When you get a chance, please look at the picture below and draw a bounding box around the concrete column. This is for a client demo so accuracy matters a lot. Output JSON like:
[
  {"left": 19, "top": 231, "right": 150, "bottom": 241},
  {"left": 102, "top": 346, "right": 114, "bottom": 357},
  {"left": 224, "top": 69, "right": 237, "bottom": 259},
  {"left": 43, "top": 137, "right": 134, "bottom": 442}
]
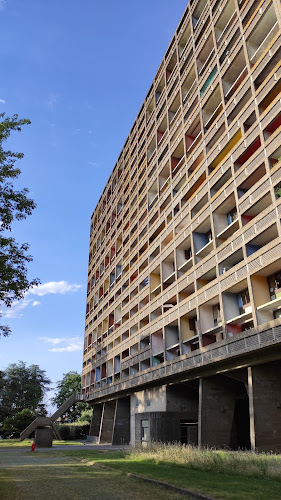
[
  {"left": 247, "top": 367, "right": 255, "bottom": 452},
  {"left": 112, "top": 397, "right": 130, "bottom": 445},
  {"left": 199, "top": 375, "right": 237, "bottom": 449},
  {"left": 250, "top": 362, "right": 281, "bottom": 452},
  {"left": 99, "top": 400, "right": 116, "bottom": 444},
  {"left": 89, "top": 403, "right": 103, "bottom": 441}
]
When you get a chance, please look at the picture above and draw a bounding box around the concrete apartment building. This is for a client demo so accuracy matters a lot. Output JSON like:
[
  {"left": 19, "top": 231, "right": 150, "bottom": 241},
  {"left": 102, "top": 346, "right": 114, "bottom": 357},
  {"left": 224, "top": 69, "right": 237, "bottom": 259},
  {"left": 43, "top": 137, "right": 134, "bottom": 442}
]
[{"left": 82, "top": 0, "right": 281, "bottom": 451}]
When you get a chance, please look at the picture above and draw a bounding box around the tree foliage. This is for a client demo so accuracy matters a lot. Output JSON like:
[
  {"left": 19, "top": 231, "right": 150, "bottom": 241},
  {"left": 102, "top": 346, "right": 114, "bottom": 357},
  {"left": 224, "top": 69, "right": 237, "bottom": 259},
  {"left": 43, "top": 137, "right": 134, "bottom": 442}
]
[
  {"left": 52, "top": 371, "right": 90, "bottom": 423},
  {"left": 3, "top": 409, "right": 37, "bottom": 438},
  {"left": 0, "top": 361, "right": 51, "bottom": 435},
  {"left": 0, "top": 113, "right": 39, "bottom": 336},
  {"left": 77, "top": 408, "right": 93, "bottom": 424}
]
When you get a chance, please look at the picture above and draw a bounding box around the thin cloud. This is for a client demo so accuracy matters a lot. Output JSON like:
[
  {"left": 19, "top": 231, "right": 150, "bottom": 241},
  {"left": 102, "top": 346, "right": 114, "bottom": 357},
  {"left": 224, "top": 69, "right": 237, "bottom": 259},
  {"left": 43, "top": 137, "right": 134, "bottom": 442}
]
[
  {"left": 72, "top": 128, "right": 80, "bottom": 135},
  {"left": 47, "top": 93, "right": 58, "bottom": 109},
  {"left": 29, "top": 281, "right": 82, "bottom": 297},
  {"left": 88, "top": 161, "right": 97, "bottom": 166},
  {"left": 40, "top": 336, "right": 83, "bottom": 353},
  {"left": 0, "top": 297, "right": 33, "bottom": 319},
  {"left": 0, "top": 281, "right": 82, "bottom": 318},
  {"left": 0, "top": 0, "right": 6, "bottom": 11},
  {"left": 0, "top": 99, "right": 6, "bottom": 104}
]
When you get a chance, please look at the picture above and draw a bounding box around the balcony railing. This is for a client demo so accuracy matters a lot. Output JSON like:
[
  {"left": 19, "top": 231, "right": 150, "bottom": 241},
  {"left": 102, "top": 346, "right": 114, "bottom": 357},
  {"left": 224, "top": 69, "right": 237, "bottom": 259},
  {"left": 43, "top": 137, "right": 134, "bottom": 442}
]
[
  {"left": 88, "top": 322, "right": 281, "bottom": 401},
  {"left": 250, "top": 22, "right": 278, "bottom": 65}
]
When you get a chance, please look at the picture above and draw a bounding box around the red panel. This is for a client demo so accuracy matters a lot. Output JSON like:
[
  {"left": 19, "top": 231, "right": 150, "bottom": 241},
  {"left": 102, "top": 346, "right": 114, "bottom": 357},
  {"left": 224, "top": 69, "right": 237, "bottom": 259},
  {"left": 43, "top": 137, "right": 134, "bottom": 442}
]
[
  {"left": 237, "top": 138, "right": 261, "bottom": 165},
  {"left": 266, "top": 113, "right": 281, "bottom": 133},
  {"left": 185, "top": 134, "right": 195, "bottom": 149},
  {"left": 157, "top": 130, "right": 164, "bottom": 143},
  {"left": 227, "top": 324, "right": 243, "bottom": 335}
]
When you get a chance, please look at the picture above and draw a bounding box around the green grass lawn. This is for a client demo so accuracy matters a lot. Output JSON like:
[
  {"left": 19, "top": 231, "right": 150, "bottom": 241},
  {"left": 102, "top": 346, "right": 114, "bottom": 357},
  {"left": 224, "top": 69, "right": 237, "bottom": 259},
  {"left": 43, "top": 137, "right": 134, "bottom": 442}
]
[
  {"left": 2, "top": 441, "right": 281, "bottom": 499},
  {"left": 59, "top": 448, "right": 281, "bottom": 500}
]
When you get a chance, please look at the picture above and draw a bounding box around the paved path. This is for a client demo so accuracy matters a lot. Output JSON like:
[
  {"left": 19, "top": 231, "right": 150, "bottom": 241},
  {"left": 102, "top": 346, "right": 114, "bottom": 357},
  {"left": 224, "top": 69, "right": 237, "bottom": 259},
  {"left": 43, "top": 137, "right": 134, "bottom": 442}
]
[{"left": 0, "top": 447, "right": 192, "bottom": 500}]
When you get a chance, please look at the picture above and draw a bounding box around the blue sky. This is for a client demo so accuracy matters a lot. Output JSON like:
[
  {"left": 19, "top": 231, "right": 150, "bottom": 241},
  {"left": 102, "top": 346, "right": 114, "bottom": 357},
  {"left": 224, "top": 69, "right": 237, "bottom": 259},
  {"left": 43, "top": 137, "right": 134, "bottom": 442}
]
[{"left": 0, "top": 0, "right": 188, "bottom": 409}]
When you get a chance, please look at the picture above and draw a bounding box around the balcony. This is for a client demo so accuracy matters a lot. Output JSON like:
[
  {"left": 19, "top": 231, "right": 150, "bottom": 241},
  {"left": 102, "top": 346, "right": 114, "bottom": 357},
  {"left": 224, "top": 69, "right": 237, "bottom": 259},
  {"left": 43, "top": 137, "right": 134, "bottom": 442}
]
[
  {"left": 222, "top": 49, "right": 247, "bottom": 102},
  {"left": 176, "top": 238, "right": 193, "bottom": 276},
  {"left": 159, "top": 161, "right": 170, "bottom": 194},
  {"left": 168, "top": 93, "right": 181, "bottom": 127},
  {"left": 157, "top": 116, "right": 168, "bottom": 146},
  {"left": 180, "top": 312, "right": 199, "bottom": 354},
  {"left": 202, "top": 86, "right": 223, "bottom": 130},
  {"left": 156, "top": 75, "right": 165, "bottom": 104},
  {"left": 171, "top": 140, "right": 185, "bottom": 178},
  {"left": 146, "top": 96, "right": 155, "bottom": 123},
  {"left": 147, "top": 136, "right": 156, "bottom": 163},
  {"left": 246, "top": 224, "right": 279, "bottom": 257},
  {"left": 150, "top": 266, "right": 161, "bottom": 298},
  {"left": 223, "top": 287, "right": 253, "bottom": 334},
  {"left": 214, "top": 196, "right": 239, "bottom": 244},
  {"left": 246, "top": 4, "right": 278, "bottom": 66},
  {"left": 148, "top": 180, "right": 158, "bottom": 210},
  {"left": 219, "top": 248, "right": 244, "bottom": 276},
  {"left": 194, "top": 221, "right": 213, "bottom": 259},
  {"left": 165, "top": 322, "right": 180, "bottom": 361},
  {"left": 192, "top": 0, "right": 206, "bottom": 30},
  {"left": 178, "top": 22, "right": 192, "bottom": 58},
  {"left": 215, "top": 0, "right": 236, "bottom": 47},
  {"left": 182, "top": 66, "right": 197, "bottom": 104},
  {"left": 197, "top": 267, "right": 217, "bottom": 289},
  {"left": 257, "top": 297, "right": 281, "bottom": 312},
  {"left": 162, "top": 253, "right": 176, "bottom": 288},
  {"left": 237, "top": 163, "right": 266, "bottom": 199},
  {"left": 166, "top": 50, "right": 177, "bottom": 84},
  {"left": 200, "top": 65, "right": 217, "bottom": 97}
]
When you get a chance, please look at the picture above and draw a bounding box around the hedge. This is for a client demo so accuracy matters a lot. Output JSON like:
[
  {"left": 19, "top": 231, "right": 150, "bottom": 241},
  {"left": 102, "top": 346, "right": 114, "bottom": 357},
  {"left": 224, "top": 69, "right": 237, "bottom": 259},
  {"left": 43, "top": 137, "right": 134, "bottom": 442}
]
[{"left": 55, "top": 423, "right": 90, "bottom": 440}]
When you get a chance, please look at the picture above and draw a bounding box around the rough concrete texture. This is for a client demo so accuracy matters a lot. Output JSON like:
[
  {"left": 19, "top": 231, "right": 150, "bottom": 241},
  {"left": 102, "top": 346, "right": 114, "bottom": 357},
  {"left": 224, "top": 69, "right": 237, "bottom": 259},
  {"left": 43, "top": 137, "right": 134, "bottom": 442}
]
[
  {"left": 251, "top": 361, "right": 281, "bottom": 452},
  {"left": 34, "top": 428, "right": 53, "bottom": 448},
  {"left": 113, "top": 397, "right": 130, "bottom": 445},
  {"left": 199, "top": 375, "right": 243, "bottom": 449}
]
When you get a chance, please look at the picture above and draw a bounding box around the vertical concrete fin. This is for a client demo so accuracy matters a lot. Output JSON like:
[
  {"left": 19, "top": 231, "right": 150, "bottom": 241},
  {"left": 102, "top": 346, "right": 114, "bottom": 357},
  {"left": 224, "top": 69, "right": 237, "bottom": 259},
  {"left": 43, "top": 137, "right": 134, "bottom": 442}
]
[
  {"left": 99, "top": 400, "right": 116, "bottom": 444},
  {"left": 247, "top": 367, "right": 256, "bottom": 452},
  {"left": 112, "top": 397, "right": 130, "bottom": 445}
]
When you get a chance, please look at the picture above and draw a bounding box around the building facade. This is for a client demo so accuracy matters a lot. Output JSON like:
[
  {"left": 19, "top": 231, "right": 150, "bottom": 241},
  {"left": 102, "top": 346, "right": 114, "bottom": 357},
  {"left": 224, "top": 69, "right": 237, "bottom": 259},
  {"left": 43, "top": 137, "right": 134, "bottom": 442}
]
[{"left": 83, "top": 0, "right": 281, "bottom": 451}]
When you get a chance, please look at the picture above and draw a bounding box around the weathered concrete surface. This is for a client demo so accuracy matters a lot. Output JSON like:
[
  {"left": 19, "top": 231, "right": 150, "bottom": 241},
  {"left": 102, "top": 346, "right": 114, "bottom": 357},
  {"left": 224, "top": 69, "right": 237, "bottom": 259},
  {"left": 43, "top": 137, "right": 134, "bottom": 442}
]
[
  {"left": 113, "top": 397, "right": 130, "bottom": 445},
  {"left": 199, "top": 375, "right": 248, "bottom": 449},
  {"left": 89, "top": 403, "right": 103, "bottom": 440},
  {"left": 99, "top": 400, "right": 116, "bottom": 444},
  {"left": 34, "top": 428, "right": 53, "bottom": 448},
  {"left": 251, "top": 361, "right": 281, "bottom": 452}
]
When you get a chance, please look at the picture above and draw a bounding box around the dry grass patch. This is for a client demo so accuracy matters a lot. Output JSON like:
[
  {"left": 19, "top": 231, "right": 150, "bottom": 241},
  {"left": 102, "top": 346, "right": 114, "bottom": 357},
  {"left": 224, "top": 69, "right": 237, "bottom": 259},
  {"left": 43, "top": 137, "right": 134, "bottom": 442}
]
[{"left": 130, "top": 443, "right": 281, "bottom": 480}]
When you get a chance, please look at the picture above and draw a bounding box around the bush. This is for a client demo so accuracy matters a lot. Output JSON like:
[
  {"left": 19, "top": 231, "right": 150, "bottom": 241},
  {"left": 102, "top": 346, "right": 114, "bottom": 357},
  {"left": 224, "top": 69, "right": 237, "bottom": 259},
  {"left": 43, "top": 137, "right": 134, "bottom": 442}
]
[
  {"left": 2, "top": 409, "right": 36, "bottom": 438},
  {"left": 55, "top": 423, "right": 90, "bottom": 440},
  {"left": 77, "top": 409, "right": 93, "bottom": 424}
]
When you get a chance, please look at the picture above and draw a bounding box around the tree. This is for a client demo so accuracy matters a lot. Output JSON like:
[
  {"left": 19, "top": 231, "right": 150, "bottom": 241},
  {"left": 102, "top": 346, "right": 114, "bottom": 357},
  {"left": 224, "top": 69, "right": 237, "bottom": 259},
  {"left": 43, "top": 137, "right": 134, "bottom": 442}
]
[
  {"left": 3, "top": 409, "right": 36, "bottom": 438},
  {"left": 0, "top": 361, "right": 51, "bottom": 434},
  {"left": 52, "top": 371, "right": 90, "bottom": 423},
  {"left": 0, "top": 113, "right": 39, "bottom": 337},
  {"left": 77, "top": 408, "right": 93, "bottom": 424}
]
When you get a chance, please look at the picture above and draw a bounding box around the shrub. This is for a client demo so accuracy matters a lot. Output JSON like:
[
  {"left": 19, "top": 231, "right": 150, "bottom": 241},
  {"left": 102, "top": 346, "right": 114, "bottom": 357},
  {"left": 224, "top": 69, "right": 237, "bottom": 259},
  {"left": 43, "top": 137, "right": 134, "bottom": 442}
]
[{"left": 2, "top": 409, "right": 36, "bottom": 438}]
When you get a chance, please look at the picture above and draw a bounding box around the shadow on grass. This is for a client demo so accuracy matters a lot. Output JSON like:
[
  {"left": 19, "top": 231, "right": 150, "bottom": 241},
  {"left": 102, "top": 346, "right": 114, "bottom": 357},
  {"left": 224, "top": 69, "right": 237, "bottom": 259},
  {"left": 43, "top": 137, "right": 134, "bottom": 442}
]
[{"left": 0, "top": 454, "right": 187, "bottom": 500}]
